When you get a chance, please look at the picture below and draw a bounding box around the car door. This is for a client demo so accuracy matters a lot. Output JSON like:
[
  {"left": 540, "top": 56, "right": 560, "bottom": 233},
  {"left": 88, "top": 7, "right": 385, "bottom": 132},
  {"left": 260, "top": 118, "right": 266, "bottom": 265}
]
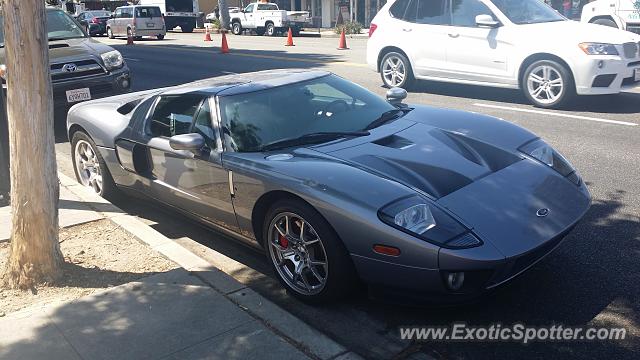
[
  {"left": 143, "top": 94, "right": 240, "bottom": 233},
  {"left": 398, "top": 0, "right": 451, "bottom": 78},
  {"left": 243, "top": 3, "right": 256, "bottom": 28},
  {"left": 444, "top": 0, "right": 513, "bottom": 84}
]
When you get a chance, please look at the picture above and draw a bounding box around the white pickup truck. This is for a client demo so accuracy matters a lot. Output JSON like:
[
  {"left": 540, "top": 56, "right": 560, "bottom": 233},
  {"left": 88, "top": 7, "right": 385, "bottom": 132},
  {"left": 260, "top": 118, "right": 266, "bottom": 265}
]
[
  {"left": 230, "top": 2, "right": 310, "bottom": 36},
  {"left": 581, "top": 0, "right": 640, "bottom": 35}
]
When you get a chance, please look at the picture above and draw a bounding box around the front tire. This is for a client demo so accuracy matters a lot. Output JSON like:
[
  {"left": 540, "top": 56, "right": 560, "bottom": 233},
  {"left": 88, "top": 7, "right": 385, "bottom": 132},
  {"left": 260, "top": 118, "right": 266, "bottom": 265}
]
[
  {"left": 592, "top": 18, "right": 618, "bottom": 28},
  {"left": 107, "top": 27, "right": 114, "bottom": 39},
  {"left": 232, "top": 22, "right": 242, "bottom": 35},
  {"left": 263, "top": 199, "right": 357, "bottom": 304},
  {"left": 522, "top": 59, "right": 575, "bottom": 109},
  {"left": 380, "top": 51, "right": 414, "bottom": 89},
  {"left": 71, "top": 131, "right": 118, "bottom": 199}
]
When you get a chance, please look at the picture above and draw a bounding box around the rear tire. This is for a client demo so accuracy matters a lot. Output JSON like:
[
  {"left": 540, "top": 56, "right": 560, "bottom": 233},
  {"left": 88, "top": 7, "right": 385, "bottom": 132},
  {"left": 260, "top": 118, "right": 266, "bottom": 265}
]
[
  {"left": 71, "top": 131, "right": 118, "bottom": 199},
  {"left": 522, "top": 59, "right": 575, "bottom": 109},
  {"left": 232, "top": 22, "right": 242, "bottom": 35},
  {"left": 592, "top": 18, "right": 618, "bottom": 28},
  {"left": 157, "top": 34, "right": 165, "bottom": 40},
  {"left": 263, "top": 199, "right": 357, "bottom": 304},
  {"left": 266, "top": 22, "right": 275, "bottom": 36},
  {"left": 380, "top": 51, "right": 415, "bottom": 89}
]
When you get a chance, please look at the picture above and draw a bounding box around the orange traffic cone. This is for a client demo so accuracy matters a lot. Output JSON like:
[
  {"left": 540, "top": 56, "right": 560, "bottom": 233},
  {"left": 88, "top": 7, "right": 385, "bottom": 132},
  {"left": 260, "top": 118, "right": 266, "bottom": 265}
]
[
  {"left": 204, "top": 27, "right": 212, "bottom": 41},
  {"left": 337, "top": 29, "right": 348, "bottom": 50},
  {"left": 126, "top": 33, "right": 134, "bottom": 45},
  {"left": 221, "top": 32, "right": 230, "bottom": 54},
  {"left": 285, "top": 27, "right": 294, "bottom": 46}
]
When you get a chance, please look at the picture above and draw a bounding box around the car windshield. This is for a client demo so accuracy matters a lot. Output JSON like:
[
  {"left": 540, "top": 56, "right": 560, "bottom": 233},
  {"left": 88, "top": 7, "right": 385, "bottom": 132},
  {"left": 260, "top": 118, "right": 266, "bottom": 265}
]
[
  {"left": 0, "top": 10, "right": 86, "bottom": 47},
  {"left": 136, "top": 7, "right": 162, "bottom": 18},
  {"left": 219, "top": 75, "right": 397, "bottom": 152},
  {"left": 491, "top": 0, "right": 565, "bottom": 24},
  {"left": 89, "top": 11, "right": 111, "bottom": 18}
]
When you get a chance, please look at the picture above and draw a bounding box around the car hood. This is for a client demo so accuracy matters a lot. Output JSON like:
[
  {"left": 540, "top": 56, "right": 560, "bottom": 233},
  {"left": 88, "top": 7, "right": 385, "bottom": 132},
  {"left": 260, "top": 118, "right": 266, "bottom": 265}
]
[
  {"left": 314, "top": 122, "right": 522, "bottom": 199},
  {"left": 519, "top": 20, "right": 640, "bottom": 44},
  {"left": 0, "top": 37, "right": 114, "bottom": 65}
]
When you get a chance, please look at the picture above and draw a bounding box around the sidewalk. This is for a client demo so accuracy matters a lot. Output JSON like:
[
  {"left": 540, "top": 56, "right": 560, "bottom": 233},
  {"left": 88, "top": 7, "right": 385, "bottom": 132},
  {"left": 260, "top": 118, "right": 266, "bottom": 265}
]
[{"left": 0, "top": 173, "right": 359, "bottom": 360}]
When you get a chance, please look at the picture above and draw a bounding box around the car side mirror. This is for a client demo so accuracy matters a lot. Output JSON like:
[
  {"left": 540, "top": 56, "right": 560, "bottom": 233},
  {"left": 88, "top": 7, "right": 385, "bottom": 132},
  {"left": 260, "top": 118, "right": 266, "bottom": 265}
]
[
  {"left": 110, "top": 14, "right": 115, "bottom": 19},
  {"left": 169, "top": 133, "right": 205, "bottom": 152},
  {"left": 475, "top": 14, "right": 500, "bottom": 28},
  {"left": 386, "top": 87, "right": 407, "bottom": 106}
]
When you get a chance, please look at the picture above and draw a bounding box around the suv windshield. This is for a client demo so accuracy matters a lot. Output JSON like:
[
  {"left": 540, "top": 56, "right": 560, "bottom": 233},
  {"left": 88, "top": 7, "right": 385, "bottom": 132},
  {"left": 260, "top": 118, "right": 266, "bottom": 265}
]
[
  {"left": 219, "top": 75, "right": 396, "bottom": 152},
  {"left": 491, "top": 0, "right": 565, "bottom": 24},
  {"left": 136, "top": 7, "right": 162, "bottom": 18},
  {"left": 0, "top": 10, "right": 85, "bottom": 47}
]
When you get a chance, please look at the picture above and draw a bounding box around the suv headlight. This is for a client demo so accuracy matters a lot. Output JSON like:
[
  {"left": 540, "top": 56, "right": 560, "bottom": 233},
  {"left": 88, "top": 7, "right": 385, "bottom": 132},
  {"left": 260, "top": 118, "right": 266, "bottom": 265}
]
[
  {"left": 519, "top": 139, "right": 580, "bottom": 185},
  {"left": 378, "top": 196, "right": 482, "bottom": 249},
  {"left": 100, "top": 50, "right": 124, "bottom": 70},
  {"left": 578, "top": 43, "right": 619, "bottom": 56}
]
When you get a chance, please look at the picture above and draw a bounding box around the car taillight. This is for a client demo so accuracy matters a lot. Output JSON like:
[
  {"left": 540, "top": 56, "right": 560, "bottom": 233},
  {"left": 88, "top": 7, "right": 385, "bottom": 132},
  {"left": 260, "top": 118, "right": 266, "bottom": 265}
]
[
  {"left": 91, "top": 17, "right": 100, "bottom": 24},
  {"left": 369, "top": 23, "right": 377, "bottom": 38}
]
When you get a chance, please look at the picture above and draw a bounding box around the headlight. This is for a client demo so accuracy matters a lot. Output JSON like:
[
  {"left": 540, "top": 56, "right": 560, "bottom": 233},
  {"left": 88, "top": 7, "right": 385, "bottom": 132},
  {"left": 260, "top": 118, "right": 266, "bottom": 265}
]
[
  {"left": 100, "top": 50, "right": 124, "bottom": 70},
  {"left": 519, "top": 139, "right": 580, "bottom": 185},
  {"left": 578, "top": 43, "right": 619, "bottom": 56},
  {"left": 378, "top": 196, "right": 482, "bottom": 249}
]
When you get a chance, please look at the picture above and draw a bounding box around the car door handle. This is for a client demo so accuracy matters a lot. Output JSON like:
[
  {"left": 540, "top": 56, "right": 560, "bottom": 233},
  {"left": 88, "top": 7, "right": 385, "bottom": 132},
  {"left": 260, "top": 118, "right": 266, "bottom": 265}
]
[
  {"left": 448, "top": 33, "right": 460, "bottom": 38},
  {"left": 402, "top": 28, "right": 412, "bottom": 32}
]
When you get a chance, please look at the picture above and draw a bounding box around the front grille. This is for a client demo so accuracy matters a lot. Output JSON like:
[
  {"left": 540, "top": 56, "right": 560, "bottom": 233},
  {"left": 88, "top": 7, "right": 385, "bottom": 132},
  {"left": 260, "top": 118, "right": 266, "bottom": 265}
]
[
  {"left": 592, "top": 74, "right": 616, "bottom": 88},
  {"left": 622, "top": 42, "right": 639, "bottom": 59},
  {"left": 50, "top": 59, "right": 105, "bottom": 82}
]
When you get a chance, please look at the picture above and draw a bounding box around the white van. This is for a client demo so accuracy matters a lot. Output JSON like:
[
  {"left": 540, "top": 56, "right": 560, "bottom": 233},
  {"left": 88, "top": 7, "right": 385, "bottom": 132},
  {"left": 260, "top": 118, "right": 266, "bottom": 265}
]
[
  {"left": 581, "top": 0, "right": 640, "bottom": 35},
  {"left": 107, "top": 5, "right": 167, "bottom": 40}
]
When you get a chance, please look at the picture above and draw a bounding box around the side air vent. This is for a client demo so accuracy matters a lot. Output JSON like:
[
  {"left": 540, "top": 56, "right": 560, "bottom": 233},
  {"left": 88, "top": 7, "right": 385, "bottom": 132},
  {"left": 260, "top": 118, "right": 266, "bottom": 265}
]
[
  {"left": 373, "top": 135, "right": 415, "bottom": 150},
  {"left": 49, "top": 43, "right": 70, "bottom": 49}
]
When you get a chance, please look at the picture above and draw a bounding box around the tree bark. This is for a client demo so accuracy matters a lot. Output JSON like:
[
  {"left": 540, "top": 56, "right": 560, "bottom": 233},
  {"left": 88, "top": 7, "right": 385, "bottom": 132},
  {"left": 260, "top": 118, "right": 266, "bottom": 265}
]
[
  {"left": 1, "top": 0, "right": 63, "bottom": 289},
  {"left": 219, "top": 0, "right": 230, "bottom": 31}
]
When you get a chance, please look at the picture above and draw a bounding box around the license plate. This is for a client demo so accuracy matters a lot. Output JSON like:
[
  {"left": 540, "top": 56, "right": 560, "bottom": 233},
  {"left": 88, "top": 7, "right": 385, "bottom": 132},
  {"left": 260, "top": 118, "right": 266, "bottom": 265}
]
[
  {"left": 66, "top": 88, "right": 91, "bottom": 103},
  {"left": 147, "top": 22, "right": 155, "bottom": 27},
  {"left": 635, "top": 69, "right": 640, "bottom": 82}
]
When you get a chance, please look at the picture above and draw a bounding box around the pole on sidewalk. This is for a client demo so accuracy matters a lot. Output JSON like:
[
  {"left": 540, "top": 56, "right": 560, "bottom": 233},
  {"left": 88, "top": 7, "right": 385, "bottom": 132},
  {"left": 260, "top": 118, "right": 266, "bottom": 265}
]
[{"left": 0, "top": 83, "right": 10, "bottom": 206}]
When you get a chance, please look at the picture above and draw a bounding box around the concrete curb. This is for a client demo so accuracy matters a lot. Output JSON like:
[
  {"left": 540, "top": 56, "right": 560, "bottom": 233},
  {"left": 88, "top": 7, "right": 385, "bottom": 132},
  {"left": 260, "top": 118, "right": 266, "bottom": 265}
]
[{"left": 58, "top": 171, "right": 361, "bottom": 360}]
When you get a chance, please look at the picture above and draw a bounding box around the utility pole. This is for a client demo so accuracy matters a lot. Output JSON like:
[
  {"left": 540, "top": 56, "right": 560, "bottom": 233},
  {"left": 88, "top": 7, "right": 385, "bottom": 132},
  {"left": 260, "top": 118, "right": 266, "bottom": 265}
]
[
  {"left": 219, "top": 0, "right": 230, "bottom": 31},
  {"left": 2, "top": 0, "right": 63, "bottom": 289}
]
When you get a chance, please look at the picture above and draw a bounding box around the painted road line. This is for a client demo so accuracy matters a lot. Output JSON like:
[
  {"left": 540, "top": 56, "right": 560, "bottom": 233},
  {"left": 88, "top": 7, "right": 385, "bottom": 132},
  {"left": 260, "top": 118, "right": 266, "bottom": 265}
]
[{"left": 473, "top": 103, "right": 638, "bottom": 127}]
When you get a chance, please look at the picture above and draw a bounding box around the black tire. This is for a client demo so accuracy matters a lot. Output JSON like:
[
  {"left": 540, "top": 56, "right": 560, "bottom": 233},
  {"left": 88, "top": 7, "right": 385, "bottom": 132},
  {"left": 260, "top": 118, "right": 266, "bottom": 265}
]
[
  {"left": 521, "top": 59, "right": 575, "bottom": 109},
  {"left": 592, "top": 18, "right": 618, "bottom": 28},
  {"left": 181, "top": 25, "right": 194, "bottom": 33},
  {"left": 379, "top": 51, "right": 415, "bottom": 89},
  {"left": 71, "top": 131, "right": 118, "bottom": 199},
  {"left": 157, "top": 34, "right": 165, "bottom": 40},
  {"left": 263, "top": 199, "right": 358, "bottom": 304},
  {"left": 107, "top": 27, "right": 114, "bottom": 39},
  {"left": 232, "top": 22, "right": 242, "bottom": 35},
  {"left": 255, "top": 27, "right": 265, "bottom": 36},
  {"left": 266, "top": 22, "right": 275, "bottom": 36}
]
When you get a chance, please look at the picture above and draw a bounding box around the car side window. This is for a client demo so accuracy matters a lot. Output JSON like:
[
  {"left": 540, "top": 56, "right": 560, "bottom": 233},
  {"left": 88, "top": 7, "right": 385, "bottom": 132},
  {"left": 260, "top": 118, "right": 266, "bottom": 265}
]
[
  {"left": 114, "top": 9, "right": 121, "bottom": 19},
  {"left": 192, "top": 100, "right": 217, "bottom": 149},
  {"left": 122, "top": 8, "right": 133, "bottom": 19},
  {"left": 409, "top": 0, "right": 450, "bottom": 25},
  {"left": 451, "top": 0, "right": 494, "bottom": 27},
  {"left": 148, "top": 95, "right": 204, "bottom": 138},
  {"left": 389, "top": 0, "right": 411, "bottom": 19}
]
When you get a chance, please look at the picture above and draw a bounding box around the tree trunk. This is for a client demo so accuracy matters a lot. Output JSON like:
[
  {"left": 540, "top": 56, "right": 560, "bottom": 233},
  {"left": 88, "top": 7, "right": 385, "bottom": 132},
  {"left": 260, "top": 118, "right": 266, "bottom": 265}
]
[
  {"left": 1, "top": 0, "right": 63, "bottom": 289},
  {"left": 219, "top": 0, "right": 230, "bottom": 31}
]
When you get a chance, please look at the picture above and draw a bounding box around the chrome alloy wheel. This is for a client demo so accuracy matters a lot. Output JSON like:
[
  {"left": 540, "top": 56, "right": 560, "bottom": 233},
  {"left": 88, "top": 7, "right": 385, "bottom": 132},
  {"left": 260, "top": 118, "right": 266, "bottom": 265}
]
[
  {"left": 527, "top": 65, "right": 564, "bottom": 105},
  {"left": 268, "top": 212, "right": 329, "bottom": 296},
  {"left": 74, "top": 140, "right": 103, "bottom": 194},
  {"left": 382, "top": 55, "right": 406, "bottom": 87}
]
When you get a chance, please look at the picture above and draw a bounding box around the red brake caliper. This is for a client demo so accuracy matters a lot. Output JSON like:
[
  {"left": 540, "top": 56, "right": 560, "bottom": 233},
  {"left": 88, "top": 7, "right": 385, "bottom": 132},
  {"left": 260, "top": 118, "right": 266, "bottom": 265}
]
[{"left": 279, "top": 234, "right": 289, "bottom": 248}]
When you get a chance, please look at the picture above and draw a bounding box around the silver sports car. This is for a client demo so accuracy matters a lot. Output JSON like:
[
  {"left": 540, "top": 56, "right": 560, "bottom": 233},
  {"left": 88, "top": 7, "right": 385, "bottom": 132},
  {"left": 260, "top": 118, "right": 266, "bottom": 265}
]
[{"left": 67, "top": 70, "right": 591, "bottom": 303}]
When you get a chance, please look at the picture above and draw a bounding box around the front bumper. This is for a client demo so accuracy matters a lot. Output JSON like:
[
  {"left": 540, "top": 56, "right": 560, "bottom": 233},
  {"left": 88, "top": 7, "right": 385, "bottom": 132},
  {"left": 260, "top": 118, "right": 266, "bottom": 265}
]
[
  {"left": 53, "top": 66, "right": 131, "bottom": 112},
  {"left": 573, "top": 55, "right": 640, "bottom": 95}
]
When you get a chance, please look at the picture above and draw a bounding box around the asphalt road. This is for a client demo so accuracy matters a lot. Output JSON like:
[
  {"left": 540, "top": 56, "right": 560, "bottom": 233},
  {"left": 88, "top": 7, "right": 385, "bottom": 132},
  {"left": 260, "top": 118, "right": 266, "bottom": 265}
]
[{"left": 54, "top": 32, "right": 640, "bottom": 360}]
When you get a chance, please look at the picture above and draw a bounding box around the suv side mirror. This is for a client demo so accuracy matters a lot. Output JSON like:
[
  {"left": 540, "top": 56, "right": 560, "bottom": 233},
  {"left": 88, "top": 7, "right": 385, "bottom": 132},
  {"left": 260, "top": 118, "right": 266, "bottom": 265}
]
[
  {"left": 386, "top": 87, "right": 408, "bottom": 106},
  {"left": 475, "top": 14, "right": 500, "bottom": 28},
  {"left": 169, "top": 133, "right": 205, "bottom": 152}
]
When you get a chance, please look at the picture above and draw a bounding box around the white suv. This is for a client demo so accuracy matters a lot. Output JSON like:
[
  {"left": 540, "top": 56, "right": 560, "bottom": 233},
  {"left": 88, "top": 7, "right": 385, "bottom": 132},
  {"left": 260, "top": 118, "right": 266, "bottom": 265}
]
[{"left": 367, "top": 0, "right": 640, "bottom": 108}]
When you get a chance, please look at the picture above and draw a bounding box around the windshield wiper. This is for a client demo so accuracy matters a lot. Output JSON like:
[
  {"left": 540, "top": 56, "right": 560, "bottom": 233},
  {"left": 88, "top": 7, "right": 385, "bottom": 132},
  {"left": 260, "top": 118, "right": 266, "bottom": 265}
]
[
  {"left": 364, "top": 108, "right": 412, "bottom": 131},
  {"left": 261, "top": 131, "right": 370, "bottom": 152}
]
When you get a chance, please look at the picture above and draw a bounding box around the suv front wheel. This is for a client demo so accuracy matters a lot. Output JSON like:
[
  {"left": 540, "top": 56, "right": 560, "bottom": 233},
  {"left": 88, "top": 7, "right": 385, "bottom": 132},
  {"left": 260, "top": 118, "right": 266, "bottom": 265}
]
[
  {"left": 380, "top": 52, "right": 414, "bottom": 89},
  {"left": 522, "top": 59, "right": 575, "bottom": 109}
]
